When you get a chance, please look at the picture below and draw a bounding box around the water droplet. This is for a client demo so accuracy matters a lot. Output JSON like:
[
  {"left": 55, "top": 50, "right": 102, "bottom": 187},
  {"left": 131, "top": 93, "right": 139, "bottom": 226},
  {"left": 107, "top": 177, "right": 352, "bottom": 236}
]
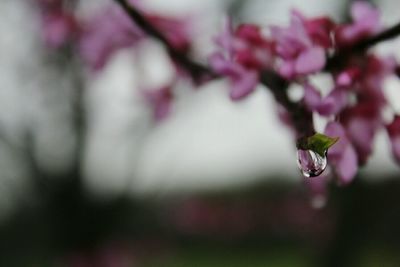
[{"left": 297, "top": 149, "right": 327, "bottom": 178}]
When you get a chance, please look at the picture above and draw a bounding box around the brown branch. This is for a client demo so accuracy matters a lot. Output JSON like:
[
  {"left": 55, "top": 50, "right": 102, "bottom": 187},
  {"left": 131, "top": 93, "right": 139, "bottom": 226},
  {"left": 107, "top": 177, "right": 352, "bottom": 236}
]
[
  {"left": 114, "top": 0, "right": 400, "bottom": 138},
  {"left": 326, "top": 21, "right": 400, "bottom": 70},
  {"left": 260, "top": 70, "right": 315, "bottom": 137},
  {"left": 356, "top": 21, "right": 400, "bottom": 50},
  {"left": 113, "top": 0, "right": 314, "bottom": 137},
  {"left": 114, "top": 0, "right": 212, "bottom": 81}
]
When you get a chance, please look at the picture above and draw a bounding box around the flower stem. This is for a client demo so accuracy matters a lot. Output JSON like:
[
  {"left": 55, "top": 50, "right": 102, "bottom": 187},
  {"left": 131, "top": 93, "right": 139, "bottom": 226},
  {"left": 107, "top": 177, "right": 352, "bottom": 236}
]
[
  {"left": 326, "top": 21, "right": 400, "bottom": 70},
  {"left": 113, "top": 0, "right": 315, "bottom": 137},
  {"left": 113, "top": 0, "right": 211, "bottom": 81}
]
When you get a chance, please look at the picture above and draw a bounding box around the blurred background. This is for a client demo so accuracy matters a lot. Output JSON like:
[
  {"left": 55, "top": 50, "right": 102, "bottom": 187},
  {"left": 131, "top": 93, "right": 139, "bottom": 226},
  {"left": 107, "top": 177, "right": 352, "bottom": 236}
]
[{"left": 1, "top": 0, "right": 400, "bottom": 266}]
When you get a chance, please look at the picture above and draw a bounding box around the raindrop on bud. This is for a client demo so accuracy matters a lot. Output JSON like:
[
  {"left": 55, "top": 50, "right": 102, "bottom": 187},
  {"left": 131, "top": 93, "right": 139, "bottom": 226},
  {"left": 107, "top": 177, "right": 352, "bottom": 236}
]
[{"left": 297, "top": 149, "right": 327, "bottom": 178}]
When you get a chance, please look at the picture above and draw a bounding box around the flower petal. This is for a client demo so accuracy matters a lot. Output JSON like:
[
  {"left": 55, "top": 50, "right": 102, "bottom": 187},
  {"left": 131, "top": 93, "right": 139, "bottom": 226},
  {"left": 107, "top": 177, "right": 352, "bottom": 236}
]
[
  {"left": 325, "top": 122, "right": 348, "bottom": 159},
  {"left": 304, "top": 83, "right": 322, "bottom": 110},
  {"left": 295, "top": 47, "right": 326, "bottom": 74},
  {"left": 318, "top": 88, "right": 347, "bottom": 116},
  {"left": 230, "top": 71, "right": 259, "bottom": 100},
  {"left": 335, "top": 145, "right": 358, "bottom": 185}
]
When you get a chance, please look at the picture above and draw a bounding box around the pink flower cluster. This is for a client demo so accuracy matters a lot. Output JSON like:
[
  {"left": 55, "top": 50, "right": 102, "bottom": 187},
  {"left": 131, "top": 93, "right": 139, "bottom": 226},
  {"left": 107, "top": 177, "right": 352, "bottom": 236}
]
[
  {"left": 209, "top": 21, "right": 274, "bottom": 100},
  {"left": 78, "top": 4, "right": 191, "bottom": 71},
  {"left": 36, "top": 0, "right": 191, "bottom": 70},
  {"left": 35, "top": 0, "right": 190, "bottom": 121},
  {"left": 35, "top": 0, "right": 400, "bottom": 187},
  {"left": 210, "top": 2, "right": 400, "bottom": 186}
]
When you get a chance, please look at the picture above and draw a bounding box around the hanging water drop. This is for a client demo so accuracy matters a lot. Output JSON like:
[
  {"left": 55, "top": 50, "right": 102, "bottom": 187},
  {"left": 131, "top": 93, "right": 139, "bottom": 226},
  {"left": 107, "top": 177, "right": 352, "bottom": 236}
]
[{"left": 297, "top": 149, "right": 327, "bottom": 178}]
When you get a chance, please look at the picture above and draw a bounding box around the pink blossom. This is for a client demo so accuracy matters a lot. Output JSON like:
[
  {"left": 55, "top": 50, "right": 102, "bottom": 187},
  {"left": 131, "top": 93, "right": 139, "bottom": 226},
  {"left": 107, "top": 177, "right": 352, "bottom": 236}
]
[
  {"left": 233, "top": 24, "right": 274, "bottom": 70},
  {"left": 362, "top": 55, "right": 396, "bottom": 94},
  {"left": 325, "top": 122, "right": 358, "bottom": 185},
  {"left": 303, "top": 83, "right": 347, "bottom": 116},
  {"left": 303, "top": 16, "right": 335, "bottom": 48},
  {"left": 79, "top": 6, "right": 145, "bottom": 70},
  {"left": 335, "top": 1, "right": 381, "bottom": 47},
  {"left": 341, "top": 104, "right": 381, "bottom": 165},
  {"left": 340, "top": 58, "right": 387, "bottom": 163},
  {"left": 294, "top": 47, "right": 326, "bottom": 74},
  {"left": 209, "top": 52, "right": 258, "bottom": 100},
  {"left": 337, "top": 56, "right": 395, "bottom": 164},
  {"left": 79, "top": 4, "right": 191, "bottom": 71},
  {"left": 271, "top": 11, "right": 333, "bottom": 79},
  {"left": 386, "top": 116, "right": 400, "bottom": 164},
  {"left": 228, "top": 69, "right": 259, "bottom": 100},
  {"left": 209, "top": 21, "right": 273, "bottom": 100},
  {"left": 335, "top": 67, "right": 361, "bottom": 87}
]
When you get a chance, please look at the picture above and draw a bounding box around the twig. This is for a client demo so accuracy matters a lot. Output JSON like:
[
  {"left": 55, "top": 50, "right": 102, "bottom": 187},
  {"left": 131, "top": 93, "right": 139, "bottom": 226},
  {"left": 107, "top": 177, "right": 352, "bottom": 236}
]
[
  {"left": 356, "top": 21, "right": 400, "bottom": 50},
  {"left": 326, "top": 21, "right": 400, "bottom": 70},
  {"left": 260, "top": 70, "right": 314, "bottom": 137},
  {"left": 114, "top": 0, "right": 212, "bottom": 81},
  {"left": 113, "top": 0, "right": 313, "bottom": 137},
  {"left": 113, "top": 0, "right": 400, "bottom": 138}
]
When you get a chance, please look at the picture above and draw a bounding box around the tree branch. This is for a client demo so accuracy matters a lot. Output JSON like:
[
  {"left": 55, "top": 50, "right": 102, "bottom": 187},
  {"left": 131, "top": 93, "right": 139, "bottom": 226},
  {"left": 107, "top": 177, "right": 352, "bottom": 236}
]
[
  {"left": 357, "top": 21, "right": 400, "bottom": 50},
  {"left": 114, "top": 0, "right": 212, "bottom": 81},
  {"left": 113, "top": 0, "right": 400, "bottom": 139},
  {"left": 260, "top": 70, "right": 315, "bottom": 137},
  {"left": 326, "top": 21, "right": 400, "bottom": 70},
  {"left": 113, "top": 0, "right": 314, "bottom": 137}
]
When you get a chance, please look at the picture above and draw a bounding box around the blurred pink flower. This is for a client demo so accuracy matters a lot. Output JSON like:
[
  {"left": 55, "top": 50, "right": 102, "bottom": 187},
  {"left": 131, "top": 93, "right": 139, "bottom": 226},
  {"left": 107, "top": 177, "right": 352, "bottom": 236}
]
[
  {"left": 335, "top": 1, "right": 381, "bottom": 47},
  {"left": 233, "top": 24, "right": 274, "bottom": 70},
  {"left": 339, "top": 55, "right": 395, "bottom": 164},
  {"left": 209, "top": 20, "right": 273, "bottom": 100},
  {"left": 209, "top": 52, "right": 259, "bottom": 100},
  {"left": 335, "top": 67, "right": 361, "bottom": 87},
  {"left": 325, "top": 121, "right": 358, "bottom": 184},
  {"left": 79, "top": 4, "right": 191, "bottom": 71},
  {"left": 303, "top": 83, "right": 347, "bottom": 116},
  {"left": 271, "top": 11, "right": 333, "bottom": 79},
  {"left": 344, "top": 111, "right": 378, "bottom": 165},
  {"left": 79, "top": 6, "right": 144, "bottom": 70},
  {"left": 303, "top": 16, "right": 335, "bottom": 48}
]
